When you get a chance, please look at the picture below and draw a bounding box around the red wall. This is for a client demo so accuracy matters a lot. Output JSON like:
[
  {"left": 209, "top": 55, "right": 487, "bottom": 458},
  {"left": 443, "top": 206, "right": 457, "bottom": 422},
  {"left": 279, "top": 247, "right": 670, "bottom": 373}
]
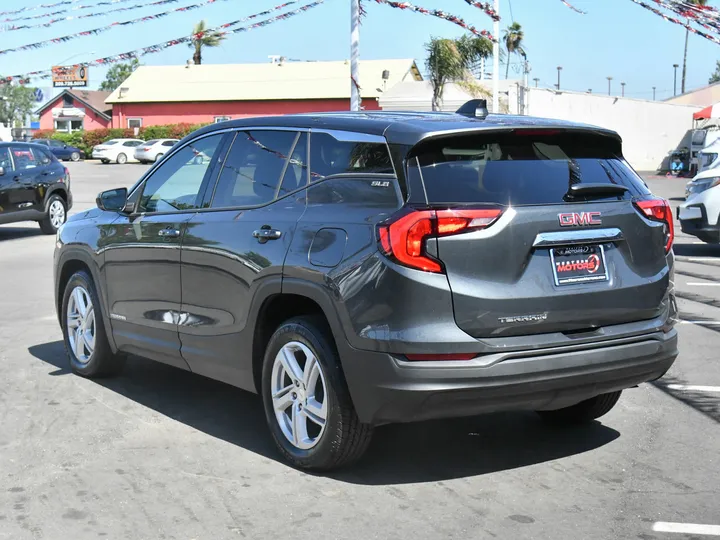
[
  {"left": 111, "top": 98, "right": 381, "bottom": 128},
  {"left": 39, "top": 94, "right": 111, "bottom": 131}
]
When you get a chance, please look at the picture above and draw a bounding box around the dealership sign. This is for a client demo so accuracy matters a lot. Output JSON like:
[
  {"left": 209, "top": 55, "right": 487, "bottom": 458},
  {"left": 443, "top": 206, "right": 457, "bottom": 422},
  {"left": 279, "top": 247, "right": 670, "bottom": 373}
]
[{"left": 52, "top": 65, "right": 88, "bottom": 88}]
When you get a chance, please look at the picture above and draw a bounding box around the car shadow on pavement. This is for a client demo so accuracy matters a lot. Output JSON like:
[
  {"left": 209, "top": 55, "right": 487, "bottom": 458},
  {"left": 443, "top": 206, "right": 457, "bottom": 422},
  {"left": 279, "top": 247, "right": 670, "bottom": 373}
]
[
  {"left": 0, "top": 226, "right": 43, "bottom": 242},
  {"left": 29, "top": 340, "right": 620, "bottom": 484}
]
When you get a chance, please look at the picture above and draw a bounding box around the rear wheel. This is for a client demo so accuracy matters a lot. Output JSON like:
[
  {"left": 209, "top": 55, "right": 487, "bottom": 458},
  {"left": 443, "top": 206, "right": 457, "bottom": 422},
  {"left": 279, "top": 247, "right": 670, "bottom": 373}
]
[
  {"left": 61, "top": 271, "right": 125, "bottom": 378},
  {"left": 155, "top": 153, "right": 164, "bottom": 162},
  {"left": 101, "top": 159, "right": 109, "bottom": 164},
  {"left": 537, "top": 391, "right": 622, "bottom": 424},
  {"left": 39, "top": 195, "right": 66, "bottom": 234},
  {"left": 116, "top": 153, "right": 127, "bottom": 165},
  {"left": 70, "top": 151, "right": 80, "bottom": 162},
  {"left": 261, "top": 316, "right": 373, "bottom": 470}
]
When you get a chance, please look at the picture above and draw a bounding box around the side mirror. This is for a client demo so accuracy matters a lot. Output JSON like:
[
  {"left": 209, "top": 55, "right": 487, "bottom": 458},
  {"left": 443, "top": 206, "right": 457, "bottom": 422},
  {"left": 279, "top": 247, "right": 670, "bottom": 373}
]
[
  {"left": 0, "top": 166, "right": 5, "bottom": 176},
  {"left": 97, "top": 187, "right": 129, "bottom": 212}
]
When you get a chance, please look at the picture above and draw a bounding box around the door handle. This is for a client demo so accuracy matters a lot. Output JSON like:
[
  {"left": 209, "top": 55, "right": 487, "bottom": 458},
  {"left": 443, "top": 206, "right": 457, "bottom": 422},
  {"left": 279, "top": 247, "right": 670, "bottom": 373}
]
[
  {"left": 158, "top": 228, "right": 181, "bottom": 238},
  {"left": 252, "top": 229, "right": 282, "bottom": 242}
]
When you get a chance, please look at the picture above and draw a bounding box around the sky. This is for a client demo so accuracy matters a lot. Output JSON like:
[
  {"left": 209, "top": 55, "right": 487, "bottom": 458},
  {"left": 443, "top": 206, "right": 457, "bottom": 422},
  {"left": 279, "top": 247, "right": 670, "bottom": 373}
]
[{"left": 0, "top": 0, "right": 718, "bottom": 102}]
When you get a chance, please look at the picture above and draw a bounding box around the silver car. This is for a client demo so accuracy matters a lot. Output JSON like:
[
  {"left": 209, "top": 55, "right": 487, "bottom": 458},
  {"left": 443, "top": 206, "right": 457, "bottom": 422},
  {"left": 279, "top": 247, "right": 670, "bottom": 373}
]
[{"left": 133, "top": 139, "right": 179, "bottom": 164}]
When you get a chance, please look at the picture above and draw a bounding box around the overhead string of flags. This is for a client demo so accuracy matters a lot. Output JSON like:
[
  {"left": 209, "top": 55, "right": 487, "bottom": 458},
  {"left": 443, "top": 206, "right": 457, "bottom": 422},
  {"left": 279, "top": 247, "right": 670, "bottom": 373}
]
[
  {"left": 0, "top": 0, "right": 323, "bottom": 85},
  {"left": 0, "top": 0, "right": 137, "bottom": 18}
]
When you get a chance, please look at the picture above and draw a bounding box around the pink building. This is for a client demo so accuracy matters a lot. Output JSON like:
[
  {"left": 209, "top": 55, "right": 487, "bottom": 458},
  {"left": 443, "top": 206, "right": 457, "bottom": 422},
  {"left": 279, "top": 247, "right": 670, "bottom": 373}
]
[
  {"left": 105, "top": 60, "right": 422, "bottom": 129},
  {"left": 35, "top": 89, "right": 112, "bottom": 132}
]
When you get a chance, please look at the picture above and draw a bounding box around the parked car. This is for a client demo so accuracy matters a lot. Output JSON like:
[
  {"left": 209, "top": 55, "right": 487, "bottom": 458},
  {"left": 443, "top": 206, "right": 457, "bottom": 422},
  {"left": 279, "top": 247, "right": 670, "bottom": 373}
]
[
  {"left": 678, "top": 168, "right": 720, "bottom": 243},
  {"left": 92, "top": 139, "right": 144, "bottom": 164},
  {"left": 0, "top": 142, "right": 72, "bottom": 234},
  {"left": 134, "top": 139, "right": 179, "bottom": 164},
  {"left": 54, "top": 102, "right": 678, "bottom": 471},
  {"left": 34, "top": 139, "right": 85, "bottom": 162}
]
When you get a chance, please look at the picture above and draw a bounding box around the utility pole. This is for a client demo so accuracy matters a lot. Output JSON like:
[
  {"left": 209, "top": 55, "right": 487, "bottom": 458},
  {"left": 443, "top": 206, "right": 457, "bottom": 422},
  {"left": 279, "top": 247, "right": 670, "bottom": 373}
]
[
  {"left": 350, "top": 0, "right": 361, "bottom": 111},
  {"left": 492, "top": 0, "right": 500, "bottom": 113},
  {"left": 607, "top": 76, "right": 613, "bottom": 96},
  {"left": 653, "top": 86, "right": 657, "bottom": 101},
  {"left": 556, "top": 66, "right": 562, "bottom": 91},
  {"left": 621, "top": 82, "right": 626, "bottom": 97},
  {"left": 673, "top": 64, "right": 679, "bottom": 96}
]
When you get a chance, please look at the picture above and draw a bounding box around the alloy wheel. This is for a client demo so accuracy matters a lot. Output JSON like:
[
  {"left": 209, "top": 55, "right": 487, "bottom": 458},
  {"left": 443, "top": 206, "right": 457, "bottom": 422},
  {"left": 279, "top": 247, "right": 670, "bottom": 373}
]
[
  {"left": 49, "top": 200, "right": 66, "bottom": 229},
  {"left": 66, "top": 286, "right": 96, "bottom": 365},
  {"left": 271, "top": 341, "right": 328, "bottom": 450}
]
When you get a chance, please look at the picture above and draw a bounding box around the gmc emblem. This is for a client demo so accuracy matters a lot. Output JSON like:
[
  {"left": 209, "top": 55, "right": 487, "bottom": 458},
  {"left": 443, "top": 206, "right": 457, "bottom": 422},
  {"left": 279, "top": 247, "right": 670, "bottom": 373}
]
[{"left": 558, "top": 212, "right": 602, "bottom": 226}]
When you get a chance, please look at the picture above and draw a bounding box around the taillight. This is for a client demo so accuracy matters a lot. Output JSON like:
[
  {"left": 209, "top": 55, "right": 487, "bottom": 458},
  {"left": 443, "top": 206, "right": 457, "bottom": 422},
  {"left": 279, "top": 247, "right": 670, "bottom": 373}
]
[
  {"left": 634, "top": 198, "right": 674, "bottom": 253},
  {"left": 377, "top": 208, "right": 504, "bottom": 273}
]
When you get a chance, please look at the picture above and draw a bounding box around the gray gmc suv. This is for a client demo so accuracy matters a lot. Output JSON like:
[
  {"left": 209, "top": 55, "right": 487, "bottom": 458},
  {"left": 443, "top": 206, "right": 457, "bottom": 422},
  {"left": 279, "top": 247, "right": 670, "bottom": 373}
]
[{"left": 54, "top": 101, "right": 678, "bottom": 470}]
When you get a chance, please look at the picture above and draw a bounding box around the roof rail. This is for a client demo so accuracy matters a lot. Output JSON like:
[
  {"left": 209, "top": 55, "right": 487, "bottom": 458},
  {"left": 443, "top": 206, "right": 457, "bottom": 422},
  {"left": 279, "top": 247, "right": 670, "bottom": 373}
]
[{"left": 456, "top": 99, "right": 489, "bottom": 120}]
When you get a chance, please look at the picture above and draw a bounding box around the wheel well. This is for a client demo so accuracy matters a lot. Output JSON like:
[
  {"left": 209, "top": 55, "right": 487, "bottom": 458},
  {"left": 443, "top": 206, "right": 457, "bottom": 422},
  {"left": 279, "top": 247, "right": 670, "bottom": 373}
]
[
  {"left": 50, "top": 188, "right": 68, "bottom": 207},
  {"left": 57, "top": 259, "right": 90, "bottom": 316},
  {"left": 252, "top": 294, "right": 330, "bottom": 393}
]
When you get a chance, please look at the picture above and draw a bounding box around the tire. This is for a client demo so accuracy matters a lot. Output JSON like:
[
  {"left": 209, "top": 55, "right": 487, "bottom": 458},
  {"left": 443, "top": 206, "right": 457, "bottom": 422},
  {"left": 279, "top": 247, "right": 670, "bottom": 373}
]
[
  {"left": 261, "top": 316, "right": 373, "bottom": 471},
  {"left": 154, "top": 153, "right": 164, "bottom": 162},
  {"left": 39, "top": 195, "right": 67, "bottom": 234},
  {"left": 116, "top": 153, "right": 128, "bottom": 165},
  {"left": 61, "top": 270, "right": 125, "bottom": 378},
  {"left": 101, "top": 159, "right": 109, "bottom": 164},
  {"left": 70, "top": 152, "right": 80, "bottom": 162},
  {"left": 537, "top": 391, "right": 622, "bottom": 424}
]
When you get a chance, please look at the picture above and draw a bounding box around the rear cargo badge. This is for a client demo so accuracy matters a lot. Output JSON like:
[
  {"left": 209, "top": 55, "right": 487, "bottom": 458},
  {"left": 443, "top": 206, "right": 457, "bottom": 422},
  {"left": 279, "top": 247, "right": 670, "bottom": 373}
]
[
  {"left": 498, "top": 313, "right": 548, "bottom": 324},
  {"left": 558, "top": 212, "right": 602, "bottom": 226}
]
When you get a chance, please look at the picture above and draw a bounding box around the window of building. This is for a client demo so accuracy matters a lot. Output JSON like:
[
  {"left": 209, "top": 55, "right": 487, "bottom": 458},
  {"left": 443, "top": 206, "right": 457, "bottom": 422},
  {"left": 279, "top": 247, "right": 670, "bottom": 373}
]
[
  {"left": 211, "top": 130, "right": 298, "bottom": 208},
  {"left": 214, "top": 116, "right": 231, "bottom": 123},
  {"left": 62, "top": 94, "right": 74, "bottom": 108},
  {"left": 127, "top": 118, "right": 143, "bottom": 129},
  {"left": 54, "top": 119, "right": 84, "bottom": 133}
]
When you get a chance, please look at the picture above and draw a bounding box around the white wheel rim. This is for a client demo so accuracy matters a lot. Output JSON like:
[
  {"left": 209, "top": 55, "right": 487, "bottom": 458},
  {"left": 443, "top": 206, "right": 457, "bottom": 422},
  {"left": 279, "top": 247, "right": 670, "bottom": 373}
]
[
  {"left": 66, "top": 286, "right": 96, "bottom": 364},
  {"left": 49, "top": 200, "right": 65, "bottom": 229},
  {"left": 271, "top": 341, "right": 328, "bottom": 450},
  {"left": 118, "top": 154, "right": 126, "bottom": 164}
]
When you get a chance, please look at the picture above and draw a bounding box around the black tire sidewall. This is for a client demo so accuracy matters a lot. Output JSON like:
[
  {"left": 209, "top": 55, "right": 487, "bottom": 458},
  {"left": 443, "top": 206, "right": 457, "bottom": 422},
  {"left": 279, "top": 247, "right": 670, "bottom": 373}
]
[{"left": 261, "top": 319, "right": 349, "bottom": 469}]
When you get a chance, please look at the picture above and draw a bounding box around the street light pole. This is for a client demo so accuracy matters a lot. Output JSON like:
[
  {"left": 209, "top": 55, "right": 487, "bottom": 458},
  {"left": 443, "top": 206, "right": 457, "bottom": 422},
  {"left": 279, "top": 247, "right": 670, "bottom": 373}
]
[
  {"left": 621, "top": 82, "right": 626, "bottom": 97},
  {"left": 350, "top": 0, "right": 361, "bottom": 111},
  {"left": 653, "top": 86, "right": 656, "bottom": 100},
  {"left": 492, "top": 0, "right": 500, "bottom": 113},
  {"left": 533, "top": 77, "right": 539, "bottom": 88},
  {"left": 673, "top": 64, "right": 679, "bottom": 96},
  {"left": 607, "top": 76, "right": 613, "bottom": 96},
  {"left": 556, "top": 66, "right": 562, "bottom": 91}
]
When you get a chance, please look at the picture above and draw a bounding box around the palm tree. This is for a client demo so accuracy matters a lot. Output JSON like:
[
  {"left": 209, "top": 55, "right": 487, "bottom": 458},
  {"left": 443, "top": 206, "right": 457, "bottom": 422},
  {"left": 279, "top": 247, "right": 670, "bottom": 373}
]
[
  {"left": 503, "top": 22, "right": 526, "bottom": 79},
  {"left": 425, "top": 35, "right": 493, "bottom": 111},
  {"left": 682, "top": 0, "right": 707, "bottom": 94},
  {"left": 189, "top": 20, "right": 226, "bottom": 65}
]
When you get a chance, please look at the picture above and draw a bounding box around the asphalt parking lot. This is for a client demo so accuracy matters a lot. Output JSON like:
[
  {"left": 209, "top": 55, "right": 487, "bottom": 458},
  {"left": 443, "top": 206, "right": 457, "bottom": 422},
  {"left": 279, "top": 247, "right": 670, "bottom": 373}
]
[{"left": 1, "top": 162, "right": 719, "bottom": 540}]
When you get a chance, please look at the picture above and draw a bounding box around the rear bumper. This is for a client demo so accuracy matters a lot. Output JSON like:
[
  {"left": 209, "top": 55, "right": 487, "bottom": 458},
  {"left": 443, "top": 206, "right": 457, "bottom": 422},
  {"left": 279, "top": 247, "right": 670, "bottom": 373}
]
[
  {"left": 678, "top": 203, "right": 720, "bottom": 243},
  {"left": 339, "top": 330, "right": 678, "bottom": 426}
]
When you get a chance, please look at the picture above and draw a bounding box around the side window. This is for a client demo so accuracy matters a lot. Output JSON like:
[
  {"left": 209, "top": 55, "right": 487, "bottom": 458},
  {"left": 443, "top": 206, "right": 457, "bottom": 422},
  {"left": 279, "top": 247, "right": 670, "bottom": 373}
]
[
  {"left": 49, "top": 140, "right": 63, "bottom": 148},
  {"left": 279, "top": 132, "right": 308, "bottom": 195},
  {"left": 211, "top": 130, "right": 297, "bottom": 208},
  {"left": 162, "top": 141, "right": 176, "bottom": 147},
  {"left": 309, "top": 132, "right": 393, "bottom": 180},
  {"left": 10, "top": 146, "right": 47, "bottom": 170},
  {"left": 35, "top": 148, "right": 54, "bottom": 164},
  {"left": 0, "top": 147, "right": 14, "bottom": 172},
  {"left": 139, "top": 134, "right": 225, "bottom": 213},
  {"left": 124, "top": 141, "right": 142, "bottom": 147}
]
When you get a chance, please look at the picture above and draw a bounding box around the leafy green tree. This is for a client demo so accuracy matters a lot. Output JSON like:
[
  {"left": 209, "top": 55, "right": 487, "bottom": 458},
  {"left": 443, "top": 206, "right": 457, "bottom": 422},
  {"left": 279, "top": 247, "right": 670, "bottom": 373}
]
[
  {"left": 710, "top": 61, "right": 720, "bottom": 84},
  {"left": 0, "top": 80, "right": 36, "bottom": 127},
  {"left": 425, "top": 35, "right": 493, "bottom": 111},
  {"left": 682, "top": 0, "right": 707, "bottom": 93},
  {"left": 189, "top": 20, "right": 226, "bottom": 65},
  {"left": 99, "top": 58, "right": 140, "bottom": 92},
  {"left": 503, "top": 22, "right": 526, "bottom": 79}
]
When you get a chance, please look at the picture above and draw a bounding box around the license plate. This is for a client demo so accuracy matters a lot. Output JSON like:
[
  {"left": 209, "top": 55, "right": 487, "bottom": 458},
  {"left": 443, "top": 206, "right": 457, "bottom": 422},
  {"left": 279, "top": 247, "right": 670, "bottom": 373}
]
[
  {"left": 550, "top": 245, "right": 608, "bottom": 286},
  {"left": 678, "top": 206, "right": 702, "bottom": 220}
]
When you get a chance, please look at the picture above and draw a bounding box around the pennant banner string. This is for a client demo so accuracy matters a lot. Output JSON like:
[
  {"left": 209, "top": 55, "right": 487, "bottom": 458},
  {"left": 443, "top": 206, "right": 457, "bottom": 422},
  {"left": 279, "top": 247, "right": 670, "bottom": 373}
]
[
  {"left": 0, "top": 0, "right": 135, "bottom": 18},
  {"left": 369, "top": 0, "right": 494, "bottom": 41},
  {"left": 2, "top": 0, "right": 179, "bottom": 26},
  {"left": 0, "top": 0, "right": 325, "bottom": 85},
  {"left": 0, "top": 0, "right": 284, "bottom": 54},
  {"left": 461, "top": 1, "right": 500, "bottom": 22},
  {"left": 627, "top": 0, "right": 720, "bottom": 45},
  {"left": 559, "top": 0, "right": 586, "bottom": 14}
]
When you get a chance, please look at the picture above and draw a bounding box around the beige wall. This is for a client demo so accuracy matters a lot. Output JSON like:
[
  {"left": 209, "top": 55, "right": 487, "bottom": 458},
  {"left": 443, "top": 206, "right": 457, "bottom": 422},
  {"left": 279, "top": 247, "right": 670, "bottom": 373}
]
[{"left": 514, "top": 87, "right": 702, "bottom": 171}]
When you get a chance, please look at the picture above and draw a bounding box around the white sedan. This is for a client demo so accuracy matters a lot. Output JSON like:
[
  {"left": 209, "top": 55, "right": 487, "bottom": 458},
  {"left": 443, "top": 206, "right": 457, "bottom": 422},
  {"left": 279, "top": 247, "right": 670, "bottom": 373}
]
[
  {"left": 92, "top": 139, "right": 145, "bottom": 164},
  {"left": 678, "top": 168, "right": 720, "bottom": 244},
  {"left": 134, "top": 139, "right": 179, "bottom": 164}
]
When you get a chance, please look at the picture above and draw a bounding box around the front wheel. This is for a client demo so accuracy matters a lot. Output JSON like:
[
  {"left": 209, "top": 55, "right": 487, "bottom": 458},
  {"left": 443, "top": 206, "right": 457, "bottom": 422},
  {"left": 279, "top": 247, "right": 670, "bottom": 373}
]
[
  {"left": 261, "top": 316, "right": 373, "bottom": 471},
  {"left": 39, "top": 195, "right": 66, "bottom": 234},
  {"left": 70, "top": 151, "right": 80, "bottom": 162},
  {"left": 537, "top": 391, "right": 622, "bottom": 424},
  {"left": 61, "top": 271, "right": 125, "bottom": 378},
  {"left": 116, "top": 153, "right": 127, "bottom": 165}
]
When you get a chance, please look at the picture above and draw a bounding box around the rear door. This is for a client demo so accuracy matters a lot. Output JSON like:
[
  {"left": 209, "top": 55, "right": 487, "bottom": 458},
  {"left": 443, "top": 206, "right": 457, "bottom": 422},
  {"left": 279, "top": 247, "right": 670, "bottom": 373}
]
[
  {"left": 0, "top": 146, "right": 18, "bottom": 221},
  {"left": 412, "top": 129, "right": 671, "bottom": 338},
  {"left": 8, "top": 145, "right": 48, "bottom": 212}
]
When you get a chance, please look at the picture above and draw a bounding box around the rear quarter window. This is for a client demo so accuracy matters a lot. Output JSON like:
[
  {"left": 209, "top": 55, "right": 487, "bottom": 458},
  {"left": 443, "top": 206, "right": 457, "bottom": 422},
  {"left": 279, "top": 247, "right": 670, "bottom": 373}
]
[{"left": 414, "top": 132, "right": 650, "bottom": 206}]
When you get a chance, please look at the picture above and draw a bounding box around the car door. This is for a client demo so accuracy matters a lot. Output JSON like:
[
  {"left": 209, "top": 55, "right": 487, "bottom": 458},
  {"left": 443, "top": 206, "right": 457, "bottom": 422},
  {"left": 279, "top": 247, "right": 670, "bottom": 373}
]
[
  {"left": 5, "top": 145, "right": 48, "bottom": 213},
  {"left": 101, "top": 132, "right": 228, "bottom": 369},
  {"left": 49, "top": 139, "right": 69, "bottom": 160},
  {"left": 0, "top": 146, "right": 18, "bottom": 222},
  {"left": 179, "top": 129, "right": 308, "bottom": 390}
]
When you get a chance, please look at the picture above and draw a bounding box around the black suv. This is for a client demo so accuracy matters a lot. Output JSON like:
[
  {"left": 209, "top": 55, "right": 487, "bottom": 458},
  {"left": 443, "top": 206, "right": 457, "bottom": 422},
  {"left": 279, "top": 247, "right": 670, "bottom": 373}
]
[
  {"left": 54, "top": 102, "right": 678, "bottom": 470},
  {"left": 0, "top": 142, "right": 72, "bottom": 234}
]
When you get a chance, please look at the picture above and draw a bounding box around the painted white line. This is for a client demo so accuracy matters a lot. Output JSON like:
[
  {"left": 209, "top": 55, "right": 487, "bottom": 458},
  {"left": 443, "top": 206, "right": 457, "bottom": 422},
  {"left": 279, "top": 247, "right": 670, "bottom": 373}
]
[
  {"left": 666, "top": 384, "right": 720, "bottom": 393},
  {"left": 652, "top": 522, "right": 720, "bottom": 536},
  {"left": 694, "top": 241, "right": 707, "bottom": 244},
  {"left": 684, "top": 257, "right": 720, "bottom": 261},
  {"left": 679, "top": 320, "right": 720, "bottom": 325},
  {"left": 686, "top": 282, "right": 720, "bottom": 286}
]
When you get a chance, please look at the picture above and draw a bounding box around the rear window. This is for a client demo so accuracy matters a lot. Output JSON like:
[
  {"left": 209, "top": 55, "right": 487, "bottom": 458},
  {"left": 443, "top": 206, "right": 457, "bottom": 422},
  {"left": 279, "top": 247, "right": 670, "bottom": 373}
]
[
  {"left": 145, "top": 140, "right": 160, "bottom": 145},
  {"left": 414, "top": 132, "right": 650, "bottom": 205},
  {"left": 104, "top": 140, "right": 119, "bottom": 145}
]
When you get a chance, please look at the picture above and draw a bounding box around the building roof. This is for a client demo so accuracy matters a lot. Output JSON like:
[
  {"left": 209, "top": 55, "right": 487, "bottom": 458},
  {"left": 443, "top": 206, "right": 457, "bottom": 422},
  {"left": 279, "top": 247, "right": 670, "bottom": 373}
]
[
  {"left": 105, "top": 59, "right": 422, "bottom": 104},
  {"left": 35, "top": 89, "right": 112, "bottom": 119},
  {"left": 185, "top": 111, "right": 620, "bottom": 148},
  {"left": 665, "top": 81, "right": 720, "bottom": 107}
]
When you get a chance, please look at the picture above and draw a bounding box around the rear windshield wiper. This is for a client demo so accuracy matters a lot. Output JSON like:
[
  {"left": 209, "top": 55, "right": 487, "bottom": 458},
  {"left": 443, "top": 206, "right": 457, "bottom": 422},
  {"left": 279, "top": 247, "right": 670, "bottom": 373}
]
[{"left": 564, "top": 183, "right": 628, "bottom": 200}]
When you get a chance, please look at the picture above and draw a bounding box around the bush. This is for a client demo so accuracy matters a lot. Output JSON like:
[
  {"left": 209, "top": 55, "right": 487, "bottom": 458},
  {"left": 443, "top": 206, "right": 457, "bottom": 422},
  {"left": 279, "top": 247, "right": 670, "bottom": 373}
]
[{"left": 33, "top": 123, "right": 210, "bottom": 157}]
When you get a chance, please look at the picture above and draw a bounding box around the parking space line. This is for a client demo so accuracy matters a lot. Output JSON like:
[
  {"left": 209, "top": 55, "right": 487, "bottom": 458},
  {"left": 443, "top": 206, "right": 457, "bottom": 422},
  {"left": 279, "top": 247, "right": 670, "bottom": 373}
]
[
  {"left": 679, "top": 320, "right": 720, "bottom": 325},
  {"left": 665, "top": 384, "right": 720, "bottom": 393},
  {"left": 652, "top": 522, "right": 720, "bottom": 536},
  {"left": 686, "top": 282, "right": 720, "bottom": 286}
]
